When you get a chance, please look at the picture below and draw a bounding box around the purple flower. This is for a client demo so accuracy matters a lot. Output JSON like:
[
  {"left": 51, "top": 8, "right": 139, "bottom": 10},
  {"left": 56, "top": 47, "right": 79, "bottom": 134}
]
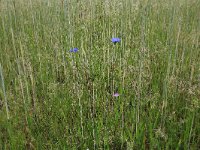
[
  {"left": 111, "top": 38, "right": 121, "bottom": 43},
  {"left": 69, "top": 48, "right": 78, "bottom": 53},
  {"left": 113, "top": 92, "right": 120, "bottom": 97}
]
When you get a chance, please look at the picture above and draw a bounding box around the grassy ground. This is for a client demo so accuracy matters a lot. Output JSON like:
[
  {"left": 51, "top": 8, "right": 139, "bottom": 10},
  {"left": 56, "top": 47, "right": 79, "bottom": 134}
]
[{"left": 0, "top": 0, "right": 200, "bottom": 149}]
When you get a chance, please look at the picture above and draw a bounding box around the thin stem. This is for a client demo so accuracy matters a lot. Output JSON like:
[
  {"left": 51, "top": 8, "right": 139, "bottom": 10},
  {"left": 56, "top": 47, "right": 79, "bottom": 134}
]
[{"left": 0, "top": 64, "right": 9, "bottom": 120}]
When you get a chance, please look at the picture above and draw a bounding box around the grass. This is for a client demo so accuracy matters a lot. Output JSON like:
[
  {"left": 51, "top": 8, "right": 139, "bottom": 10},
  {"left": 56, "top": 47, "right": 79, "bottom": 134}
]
[{"left": 0, "top": 0, "right": 200, "bottom": 149}]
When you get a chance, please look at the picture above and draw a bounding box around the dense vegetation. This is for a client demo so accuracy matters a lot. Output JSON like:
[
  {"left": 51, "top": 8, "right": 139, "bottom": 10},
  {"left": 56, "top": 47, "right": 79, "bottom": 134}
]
[{"left": 0, "top": 0, "right": 200, "bottom": 149}]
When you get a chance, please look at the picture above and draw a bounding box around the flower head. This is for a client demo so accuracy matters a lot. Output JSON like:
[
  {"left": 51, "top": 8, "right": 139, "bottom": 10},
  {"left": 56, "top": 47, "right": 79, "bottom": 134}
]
[
  {"left": 113, "top": 92, "right": 120, "bottom": 97},
  {"left": 69, "top": 48, "right": 78, "bottom": 53},
  {"left": 111, "top": 38, "right": 121, "bottom": 43}
]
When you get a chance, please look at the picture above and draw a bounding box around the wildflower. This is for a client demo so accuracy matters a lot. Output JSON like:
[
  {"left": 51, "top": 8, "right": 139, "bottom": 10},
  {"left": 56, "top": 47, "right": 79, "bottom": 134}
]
[
  {"left": 111, "top": 37, "right": 121, "bottom": 43},
  {"left": 113, "top": 92, "right": 120, "bottom": 97},
  {"left": 69, "top": 48, "right": 78, "bottom": 52}
]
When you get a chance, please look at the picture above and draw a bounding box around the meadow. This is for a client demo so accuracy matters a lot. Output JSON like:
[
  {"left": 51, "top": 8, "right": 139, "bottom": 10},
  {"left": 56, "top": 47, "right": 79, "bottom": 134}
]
[{"left": 0, "top": 0, "right": 200, "bottom": 149}]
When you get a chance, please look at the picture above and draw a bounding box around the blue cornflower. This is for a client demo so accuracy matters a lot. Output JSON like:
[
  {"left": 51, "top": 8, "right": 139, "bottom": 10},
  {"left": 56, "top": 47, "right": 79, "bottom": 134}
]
[
  {"left": 69, "top": 48, "right": 78, "bottom": 53},
  {"left": 111, "top": 38, "right": 121, "bottom": 43}
]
